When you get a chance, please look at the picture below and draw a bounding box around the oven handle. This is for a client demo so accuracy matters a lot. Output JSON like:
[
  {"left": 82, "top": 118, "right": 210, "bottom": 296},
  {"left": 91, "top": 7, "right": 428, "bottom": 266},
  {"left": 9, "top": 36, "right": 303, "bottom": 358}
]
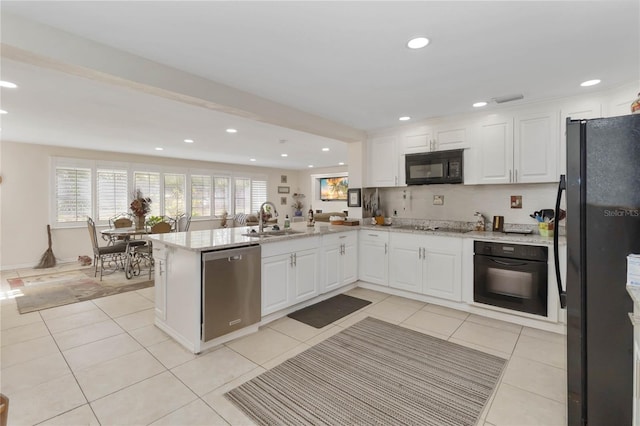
[{"left": 489, "top": 258, "right": 529, "bottom": 267}]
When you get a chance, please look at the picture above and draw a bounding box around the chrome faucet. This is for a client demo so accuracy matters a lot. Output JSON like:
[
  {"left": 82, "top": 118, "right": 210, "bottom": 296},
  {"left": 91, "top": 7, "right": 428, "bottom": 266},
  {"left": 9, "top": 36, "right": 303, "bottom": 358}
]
[{"left": 259, "top": 201, "right": 278, "bottom": 233}]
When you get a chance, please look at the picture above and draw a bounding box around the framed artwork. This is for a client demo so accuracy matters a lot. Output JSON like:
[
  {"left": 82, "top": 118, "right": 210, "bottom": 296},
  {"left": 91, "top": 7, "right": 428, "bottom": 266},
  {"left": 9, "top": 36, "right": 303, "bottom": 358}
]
[
  {"left": 347, "top": 188, "right": 361, "bottom": 207},
  {"left": 280, "top": 197, "right": 287, "bottom": 205},
  {"left": 280, "top": 175, "right": 288, "bottom": 184},
  {"left": 277, "top": 186, "right": 290, "bottom": 194}
]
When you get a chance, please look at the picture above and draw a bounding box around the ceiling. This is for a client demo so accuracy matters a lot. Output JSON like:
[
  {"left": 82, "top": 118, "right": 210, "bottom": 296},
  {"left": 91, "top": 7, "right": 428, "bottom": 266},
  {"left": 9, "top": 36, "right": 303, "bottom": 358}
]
[{"left": 1, "top": 1, "right": 639, "bottom": 170}]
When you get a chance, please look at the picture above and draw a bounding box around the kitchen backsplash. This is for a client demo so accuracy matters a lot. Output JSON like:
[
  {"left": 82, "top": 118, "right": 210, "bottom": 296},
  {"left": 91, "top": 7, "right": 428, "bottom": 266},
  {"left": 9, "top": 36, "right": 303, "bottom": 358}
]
[{"left": 367, "top": 182, "right": 562, "bottom": 228}]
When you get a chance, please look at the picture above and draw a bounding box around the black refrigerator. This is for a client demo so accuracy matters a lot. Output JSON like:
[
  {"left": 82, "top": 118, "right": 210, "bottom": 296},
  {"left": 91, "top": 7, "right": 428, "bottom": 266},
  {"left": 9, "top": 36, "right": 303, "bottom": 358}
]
[{"left": 555, "top": 114, "right": 640, "bottom": 426}]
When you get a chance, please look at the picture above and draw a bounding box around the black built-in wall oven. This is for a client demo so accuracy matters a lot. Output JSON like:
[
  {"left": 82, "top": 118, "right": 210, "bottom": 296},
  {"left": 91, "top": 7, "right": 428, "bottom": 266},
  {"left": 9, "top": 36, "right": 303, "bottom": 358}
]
[{"left": 474, "top": 241, "right": 548, "bottom": 316}]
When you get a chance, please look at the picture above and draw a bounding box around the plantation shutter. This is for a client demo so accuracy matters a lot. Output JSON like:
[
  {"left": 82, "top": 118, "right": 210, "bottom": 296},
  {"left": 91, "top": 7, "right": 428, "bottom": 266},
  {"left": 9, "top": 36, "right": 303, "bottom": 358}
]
[
  {"left": 55, "top": 167, "right": 92, "bottom": 223},
  {"left": 133, "top": 172, "right": 160, "bottom": 217},
  {"left": 251, "top": 179, "right": 268, "bottom": 214},
  {"left": 234, "top": 177, "right": 251, "bottom": 214},
  {"left": 164, "top": 173, "right": 186, "bottom": 218},
  {"left": 191, "top": 175, "right": 211, "bottom": 218},
  {"left": 96, "top": 169, "right": 128, "bottom": 221},
  {"left": 213, "top": 177, "right": 230, "bottom": 217}
]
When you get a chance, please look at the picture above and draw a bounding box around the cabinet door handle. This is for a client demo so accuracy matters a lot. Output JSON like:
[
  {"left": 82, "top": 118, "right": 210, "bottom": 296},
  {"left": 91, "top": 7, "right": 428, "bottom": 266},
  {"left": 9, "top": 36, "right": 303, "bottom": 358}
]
[
  {"left": 384, "top": 243, "right": 387, "bottom": 254},
  {"left": 290, "top": 253, "right": 294, "bottom": 267},
  {"left": 368, "top": 234, "right": 378, "bottom": 237},
  {"left": 158, "top": 260, "right": 164, "bottom": 276},
  {"left": 509, "top": 169, "right": 512, "bottom": 183},
  {"left": 294, "top": 253, "right": 297, "bottom": 266},
  {"left": 418, "top": 247, "right": 422, "bottom": 260},
  {"left": 515, "top": 169, "right": 518, "bottom": 182}
]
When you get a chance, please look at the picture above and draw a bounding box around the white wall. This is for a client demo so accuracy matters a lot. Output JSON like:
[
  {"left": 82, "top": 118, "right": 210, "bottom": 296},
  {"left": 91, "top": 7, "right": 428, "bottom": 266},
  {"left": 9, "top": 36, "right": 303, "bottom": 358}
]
[
  {"left": 0, "top": 141, "right": 299, "bottom": 269},
  {"left": 294, "top": 166, "right": 349, "bottom": 215}
]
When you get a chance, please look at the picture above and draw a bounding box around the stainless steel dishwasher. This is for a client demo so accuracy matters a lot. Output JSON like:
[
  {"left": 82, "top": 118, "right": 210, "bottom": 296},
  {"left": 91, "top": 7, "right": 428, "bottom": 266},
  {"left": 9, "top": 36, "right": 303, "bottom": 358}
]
[{"left": 201, "top": 244, "right": 261, "bottom": 342}]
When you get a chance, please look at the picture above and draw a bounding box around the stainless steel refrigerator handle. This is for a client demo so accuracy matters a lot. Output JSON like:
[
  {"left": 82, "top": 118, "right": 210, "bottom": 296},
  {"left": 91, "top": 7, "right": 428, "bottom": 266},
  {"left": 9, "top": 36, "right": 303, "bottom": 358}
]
[{"left": 554, "top": 174, "right": 567, "bottom": 308}]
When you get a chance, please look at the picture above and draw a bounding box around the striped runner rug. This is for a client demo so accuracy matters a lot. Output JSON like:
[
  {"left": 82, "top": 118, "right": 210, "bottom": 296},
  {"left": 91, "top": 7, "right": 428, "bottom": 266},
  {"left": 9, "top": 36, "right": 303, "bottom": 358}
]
[{"left": 226, "top": 317, "right": 507, "bottom": 426}]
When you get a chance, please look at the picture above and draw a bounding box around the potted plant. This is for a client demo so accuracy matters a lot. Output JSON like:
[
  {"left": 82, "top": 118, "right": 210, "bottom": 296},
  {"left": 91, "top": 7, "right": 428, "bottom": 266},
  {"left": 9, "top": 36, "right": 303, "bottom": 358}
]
[{"left": 291, "top": 193, "right": 305, "bottom": 216}]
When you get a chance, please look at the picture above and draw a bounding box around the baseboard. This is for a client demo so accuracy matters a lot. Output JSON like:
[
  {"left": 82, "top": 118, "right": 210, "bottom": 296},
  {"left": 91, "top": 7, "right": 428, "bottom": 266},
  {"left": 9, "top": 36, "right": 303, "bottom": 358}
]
[{"left": 0, "top": 257, "right": 79, "bottom": 272}]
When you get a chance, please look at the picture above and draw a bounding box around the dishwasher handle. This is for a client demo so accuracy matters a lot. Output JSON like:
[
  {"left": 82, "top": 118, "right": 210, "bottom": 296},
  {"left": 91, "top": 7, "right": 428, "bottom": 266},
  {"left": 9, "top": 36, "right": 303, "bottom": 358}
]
[{"left": 202, "top": 245, "right": 260, "bottom": 262}]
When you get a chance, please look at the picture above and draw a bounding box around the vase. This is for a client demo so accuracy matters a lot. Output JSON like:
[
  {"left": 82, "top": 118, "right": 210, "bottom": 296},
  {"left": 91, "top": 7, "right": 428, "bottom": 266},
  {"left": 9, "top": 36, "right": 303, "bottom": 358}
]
[{"left": 135, "top": 215, "right": 145, "bottom": 230}]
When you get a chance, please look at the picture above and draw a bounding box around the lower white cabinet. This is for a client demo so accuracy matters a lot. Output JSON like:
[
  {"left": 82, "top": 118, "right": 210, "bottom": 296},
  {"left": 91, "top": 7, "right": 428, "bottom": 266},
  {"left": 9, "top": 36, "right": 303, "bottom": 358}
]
[
  {"left": 152, "top": 244, "right": 167, "bottom": 320},
  {"left": 389, "top": 233, "right": 462, "bottom": 302},
  {"left": 261, "top": 238, "right": 320, "bottom": 316},
  {"left": 321, "top": 231, "right": 358, "bottom": 293},
  {"left": 358, "top": 230, "right": 389, "bottom": 286}
]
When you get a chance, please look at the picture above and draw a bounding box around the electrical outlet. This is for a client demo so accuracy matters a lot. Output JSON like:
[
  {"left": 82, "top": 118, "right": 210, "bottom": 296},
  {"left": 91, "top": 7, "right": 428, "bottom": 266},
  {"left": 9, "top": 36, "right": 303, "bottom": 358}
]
[
  {"left": 393, "top": 210, "right": 398, "bottom": 217},
  {"left": 433, "top": 195, "right": 444, "bottom": 205},
  {"left": 511, "top": 195, "right": 522, "bottom": 209}
]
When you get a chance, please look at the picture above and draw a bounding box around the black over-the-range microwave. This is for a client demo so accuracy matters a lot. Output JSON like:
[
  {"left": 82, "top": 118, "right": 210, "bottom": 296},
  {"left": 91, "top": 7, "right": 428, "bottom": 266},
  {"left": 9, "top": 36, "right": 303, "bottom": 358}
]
[{"left": 405, "top": 148, "right": 464, "bottom": 185}]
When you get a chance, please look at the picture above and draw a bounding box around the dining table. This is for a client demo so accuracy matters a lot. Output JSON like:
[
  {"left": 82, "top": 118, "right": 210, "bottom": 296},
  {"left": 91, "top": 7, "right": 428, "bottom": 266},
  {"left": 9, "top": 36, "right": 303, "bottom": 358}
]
[{"left": 100, "top": 227, "right": 150, "bottom": 245}]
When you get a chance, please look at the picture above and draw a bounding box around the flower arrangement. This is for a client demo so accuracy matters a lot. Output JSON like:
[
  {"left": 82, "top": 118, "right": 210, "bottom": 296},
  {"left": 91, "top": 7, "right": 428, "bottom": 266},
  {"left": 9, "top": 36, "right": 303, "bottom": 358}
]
[
  {"left": 130, "top": 189, "right": 152, "bottom": 218},
  {"left": 291, "top": 193, "right": 305, "bottom": 213}
]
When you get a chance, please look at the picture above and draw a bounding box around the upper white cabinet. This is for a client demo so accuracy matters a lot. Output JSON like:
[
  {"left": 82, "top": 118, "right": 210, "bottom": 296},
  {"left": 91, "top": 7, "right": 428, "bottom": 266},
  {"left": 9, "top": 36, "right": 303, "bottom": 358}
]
[
  {"left": 367, "top": 135, "right": 401, "bottom": 187},
  {"left": 560, "top": 101, "right": 602, "bottom": 174},
  {"left": 401, "top": 123, "right": 468, "bottom": 155},
  {"left": 474, "top": 109, "right": 559, "bottom": 184}
]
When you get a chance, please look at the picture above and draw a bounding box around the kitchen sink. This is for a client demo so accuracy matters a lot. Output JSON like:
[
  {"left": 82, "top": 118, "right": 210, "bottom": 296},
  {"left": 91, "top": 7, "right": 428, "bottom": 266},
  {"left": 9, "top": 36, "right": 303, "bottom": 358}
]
[{"left": 241, "top": 229, "right": 304, "bottom": 238}]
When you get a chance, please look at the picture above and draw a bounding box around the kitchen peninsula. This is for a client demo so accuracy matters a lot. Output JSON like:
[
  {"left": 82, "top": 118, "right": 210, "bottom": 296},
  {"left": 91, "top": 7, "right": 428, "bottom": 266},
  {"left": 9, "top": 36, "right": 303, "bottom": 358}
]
[{"left": 147, "top": 221, "right": 566, "bottom": 354}]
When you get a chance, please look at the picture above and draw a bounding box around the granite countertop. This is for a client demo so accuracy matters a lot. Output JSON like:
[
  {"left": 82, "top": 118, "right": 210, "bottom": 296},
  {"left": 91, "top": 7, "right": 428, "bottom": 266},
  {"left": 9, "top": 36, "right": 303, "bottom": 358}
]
[
  {"left": 149, "top": 221, "right": 565, "bottom": 252},
  {"left": 146, "top": 223, "right": 358, "bottom": 252},
  {"left": 359, "top": 224, "right": 565, "bottom": 246}
]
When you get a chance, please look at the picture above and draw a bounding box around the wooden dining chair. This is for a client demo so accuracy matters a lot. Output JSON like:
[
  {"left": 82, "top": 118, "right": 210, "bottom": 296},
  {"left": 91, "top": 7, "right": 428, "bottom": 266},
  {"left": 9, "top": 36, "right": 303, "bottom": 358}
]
[
  {"left": 150, "top": 221, "right": 172, "bottom": 234},
  {"left": 87, "top": 217, "right": 127, "bottom": 280},
  {"left": 125, "top": 221, "right": 170, "bottom": 279}
]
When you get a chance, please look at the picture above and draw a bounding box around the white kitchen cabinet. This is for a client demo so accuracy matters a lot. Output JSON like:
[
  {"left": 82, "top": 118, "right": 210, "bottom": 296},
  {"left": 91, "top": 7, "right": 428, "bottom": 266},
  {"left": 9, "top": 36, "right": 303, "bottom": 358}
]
[
  {"left": 474, "top": 110, "right": 559, "bottom": 184},
  {"left": 261, "top": 238, "right": 320, "bottom": 316},
  {"left": 367, "top": 135, "right": 400, "bottom": 187},
  {"left": 321, "top": 231, "right": 358, "bottom": 293},
  {"left": 152, "top": 244, "right": 167, "bottom": 321},
  {"left": 422, "top": 236, "right": 462, "bottom": 301},
  {"left": 389, "top": 232, "right": 462, "bottom": 301},
  {"left": 401, "top": 126, "right": 432, "bottom": 154},
  {"left": 434, "top": 122, "right": 469, "bottom": 151},
  {"left": 560, "top": 101, "right": 602, "bottom": 174},
  {"left": 358, "top": 230, "right": 389, "bottom": 286},
  {"left": 514, "top": 110, "right": 559, "bottom": 183}
]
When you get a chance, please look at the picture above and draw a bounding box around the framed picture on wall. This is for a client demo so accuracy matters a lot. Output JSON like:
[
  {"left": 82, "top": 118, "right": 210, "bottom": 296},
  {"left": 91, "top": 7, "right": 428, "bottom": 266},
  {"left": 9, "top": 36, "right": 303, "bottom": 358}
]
[
  {"left": 281, "top": 175, "right": 288, "bottom": 184},
  {"left": 347, "top": 188, "right": 361, "bottom": 207},
  {"left": 277, "top": 186, "right": 290, "bottom": 194}
]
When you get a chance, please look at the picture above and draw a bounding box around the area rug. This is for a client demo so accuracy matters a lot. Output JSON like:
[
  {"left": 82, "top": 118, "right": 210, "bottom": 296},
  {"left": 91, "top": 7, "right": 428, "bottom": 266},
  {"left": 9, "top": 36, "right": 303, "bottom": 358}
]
[
  {"left": 226, "top": 317, "right": 507, "bottom": 426},
  {"left": 287, "top": 294, "right": 371, "bottom": 328},
  {"left": 8, "top": 269, "right": 153, "bottom": 314}
]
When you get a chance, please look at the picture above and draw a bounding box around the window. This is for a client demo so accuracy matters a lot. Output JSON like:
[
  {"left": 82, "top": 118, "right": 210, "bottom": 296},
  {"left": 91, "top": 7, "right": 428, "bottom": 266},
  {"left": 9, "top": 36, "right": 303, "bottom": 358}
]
[
  {"left": 164, "top": 173, "right": 186, "bottom": 218},
  {"left": 234, "top": 177, "right": 251, "bottom": 214},
  {"left": 251, "top": 179, "right": 268, "bottom": 214},
  {"left": 96, "top": 169, "right": 128, "bottom": 221},
  {"left": 133, "top": 171, "right": 160, "bottom": 217},
  {"left": 55, "top": 166, "right": 91, "bottom": 223},
  {"left": 191, "top": 175, "right": 211, "bottom": 218},
  {"left": 213, "top": 177, "right": 230, "bottom": 217}
]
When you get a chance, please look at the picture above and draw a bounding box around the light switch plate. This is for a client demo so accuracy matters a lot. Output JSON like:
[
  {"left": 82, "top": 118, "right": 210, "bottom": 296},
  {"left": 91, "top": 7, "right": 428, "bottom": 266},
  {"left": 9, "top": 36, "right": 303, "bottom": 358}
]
[{"left": 433, "top": 195, "right": 444, "bottom": 205}]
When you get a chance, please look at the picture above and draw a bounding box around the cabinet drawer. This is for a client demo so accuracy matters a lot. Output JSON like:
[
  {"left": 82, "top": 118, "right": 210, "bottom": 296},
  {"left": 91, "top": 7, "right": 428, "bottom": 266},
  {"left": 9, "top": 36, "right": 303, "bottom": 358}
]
[
  {"left": 323, "top": 231, "right": 357, "bottom": 246},
  {"left": 359, "top": 230, "right": 389, "bottom": 243},
  {"left": 261, "top": 236, "right": 321, "bottom": 257}
]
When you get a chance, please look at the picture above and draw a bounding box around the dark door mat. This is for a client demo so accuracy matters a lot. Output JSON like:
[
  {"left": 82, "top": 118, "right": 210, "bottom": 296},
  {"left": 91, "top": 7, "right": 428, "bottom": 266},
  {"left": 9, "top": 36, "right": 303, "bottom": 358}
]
[{"left": 288, "top": 294, "right": 372, "bottom": 328}]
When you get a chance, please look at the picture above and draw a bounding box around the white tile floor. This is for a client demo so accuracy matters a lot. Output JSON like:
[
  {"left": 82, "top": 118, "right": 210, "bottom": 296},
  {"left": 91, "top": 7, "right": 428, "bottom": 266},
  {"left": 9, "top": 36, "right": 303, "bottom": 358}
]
[{"left": 1, "top": 266, "right": 568, "bottom": 425}]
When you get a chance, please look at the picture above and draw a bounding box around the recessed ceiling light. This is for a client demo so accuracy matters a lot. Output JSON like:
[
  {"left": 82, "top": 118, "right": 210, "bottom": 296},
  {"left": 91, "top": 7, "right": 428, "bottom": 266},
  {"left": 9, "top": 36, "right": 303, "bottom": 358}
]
[
  {"left": 407, "top": 37, "right": 430, "bottom": 49},
  {"left": 0, "top": 81, "right": 17, "bottom": 88},
  {"left": 184, "top": 139, "right": 194, "bottom": 143},
  {"left": 0, "top": 110, "right": 7, "bottom": 114},
  {"left": 322, "top": 147, "right": 330, "bottom": 152},
  {"left": 473, "top": 101, "right": 488, "bottom": 108},
  {"left": 580, "top": 79, "right": 601, "bottom": 87},
  {"left": 249, "top": 158, "right": 256, "bottom": 162},
  {"left": 155, "top": 147, "right": 164, "bottom": 151},
  {"left": 226, "top": 128, "right": 237, "bottom": 133},
  {"left": 308, "top": 165, "right": 314, "bottom": 168},
  {"left": 338, "top": 162, "right": 345, "bottom": 166},
  {"left": 281, "top": 153, "right": 288, "bottom": 157},
  {"left": 399, "top": 116, "right": 411, "bottom": 121}
]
